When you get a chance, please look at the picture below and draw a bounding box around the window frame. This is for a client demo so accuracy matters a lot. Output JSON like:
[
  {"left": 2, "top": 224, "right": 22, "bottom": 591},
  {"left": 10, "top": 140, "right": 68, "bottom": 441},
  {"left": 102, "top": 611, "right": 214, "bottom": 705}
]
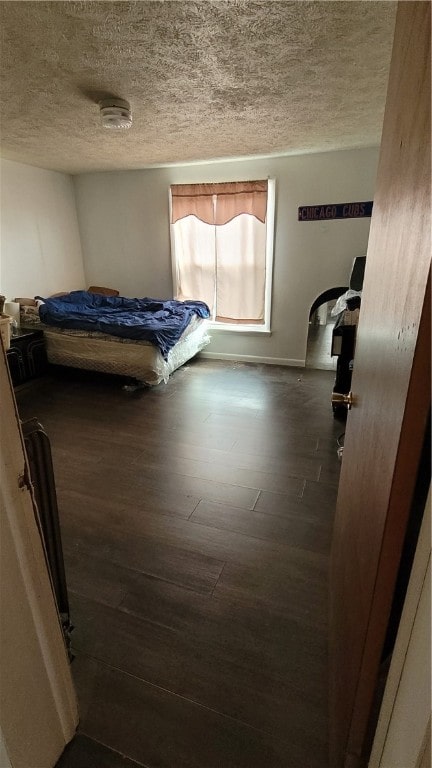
[{"left": 169, "top": 178, "right": 275, "bottom": 333}]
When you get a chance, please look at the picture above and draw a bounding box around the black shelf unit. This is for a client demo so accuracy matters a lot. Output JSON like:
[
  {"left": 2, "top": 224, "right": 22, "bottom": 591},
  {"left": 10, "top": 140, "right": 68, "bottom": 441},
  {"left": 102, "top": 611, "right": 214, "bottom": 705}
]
[
  {"left": 331, "top": 319, "right": 356, "bottom": 415},
  {"left": 330, "top": 255, "right": 365, "bottom": 416}
]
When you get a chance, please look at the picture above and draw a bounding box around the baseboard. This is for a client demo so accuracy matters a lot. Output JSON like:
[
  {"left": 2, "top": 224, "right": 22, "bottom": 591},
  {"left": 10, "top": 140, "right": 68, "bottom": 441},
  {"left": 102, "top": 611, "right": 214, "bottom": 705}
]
[{"left": 198, "top": 351, "right": 305, "bottom": 367}]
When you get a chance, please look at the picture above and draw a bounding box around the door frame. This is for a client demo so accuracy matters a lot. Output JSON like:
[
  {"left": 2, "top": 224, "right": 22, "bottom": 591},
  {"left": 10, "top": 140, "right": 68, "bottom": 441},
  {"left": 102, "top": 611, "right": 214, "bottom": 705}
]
[
  {"left": 369, "top": 487, "right": 431, "bottom": 767},
  {"left": 0, "top": 340, "right": 78, "bottom": 768}
]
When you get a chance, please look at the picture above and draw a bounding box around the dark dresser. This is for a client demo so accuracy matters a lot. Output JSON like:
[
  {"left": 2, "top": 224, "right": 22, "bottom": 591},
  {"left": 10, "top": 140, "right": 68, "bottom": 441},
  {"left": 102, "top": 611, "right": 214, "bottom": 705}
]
[{"left": 7, "top": 328, "right": 48, "bottom": 386}]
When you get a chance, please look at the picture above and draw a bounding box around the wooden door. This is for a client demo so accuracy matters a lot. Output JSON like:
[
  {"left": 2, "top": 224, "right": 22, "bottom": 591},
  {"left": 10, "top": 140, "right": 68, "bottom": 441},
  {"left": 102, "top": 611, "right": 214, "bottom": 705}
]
[
  {"left": 0, "top": 339, "right": 78, "bottom": 766},
  {"left": 329, "top": 4, "right": 431, "bottom": 767}
]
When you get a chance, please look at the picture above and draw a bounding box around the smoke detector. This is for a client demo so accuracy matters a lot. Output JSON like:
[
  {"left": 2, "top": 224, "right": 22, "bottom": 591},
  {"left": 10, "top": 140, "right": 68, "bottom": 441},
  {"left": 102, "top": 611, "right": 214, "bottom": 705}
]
[{"left": 99, "top": 98, "right": 132, "bottom": 130}]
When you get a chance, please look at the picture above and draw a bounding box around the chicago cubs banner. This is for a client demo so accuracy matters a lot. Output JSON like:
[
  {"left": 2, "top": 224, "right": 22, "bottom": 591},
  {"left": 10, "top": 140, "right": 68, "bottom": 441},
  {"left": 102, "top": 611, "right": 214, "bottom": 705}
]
[{"left": 298, "top": 201, "right": 373, "bottom": 221}]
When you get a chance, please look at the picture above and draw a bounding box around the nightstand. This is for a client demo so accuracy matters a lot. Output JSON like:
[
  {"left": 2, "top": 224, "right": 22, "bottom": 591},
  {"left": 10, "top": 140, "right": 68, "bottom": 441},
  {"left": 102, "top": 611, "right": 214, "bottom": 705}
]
[{"left": 7, "top": 328, "right": 48, "bottom": 386}]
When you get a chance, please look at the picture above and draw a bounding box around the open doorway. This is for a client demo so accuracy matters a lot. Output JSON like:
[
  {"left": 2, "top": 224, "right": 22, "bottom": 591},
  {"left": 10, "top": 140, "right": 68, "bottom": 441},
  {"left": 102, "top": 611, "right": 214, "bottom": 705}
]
[{"left": 306, "top": 287, "right": 347, "bottom": 370}]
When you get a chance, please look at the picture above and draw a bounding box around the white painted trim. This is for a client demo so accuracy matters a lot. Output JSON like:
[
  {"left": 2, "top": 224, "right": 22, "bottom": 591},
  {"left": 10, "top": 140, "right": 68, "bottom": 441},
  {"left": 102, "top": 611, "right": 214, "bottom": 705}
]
[
  {"left": 0, "top": 728, "right": 11, "bottom": 768},
  {"left": 168, "top": 189, "right": 177, "bottom": 295},
  {"left": 199, "top": 351, "right": 305, "bottom": 367},
  {"left": 264, "top": 177, "right": 275, "bottom": 332},
  {"left": 369, "top": 487, "right": 431, "bottom": 768},
  {"left": 208, "top": 323, "right": 271, "bottom": 335}
]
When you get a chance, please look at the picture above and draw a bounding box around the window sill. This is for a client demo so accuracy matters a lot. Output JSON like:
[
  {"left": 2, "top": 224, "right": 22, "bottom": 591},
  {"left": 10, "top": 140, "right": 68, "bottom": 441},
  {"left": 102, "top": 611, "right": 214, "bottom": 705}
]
[{"left": 208, "top": 322, "right": 271, "bottom": 335}]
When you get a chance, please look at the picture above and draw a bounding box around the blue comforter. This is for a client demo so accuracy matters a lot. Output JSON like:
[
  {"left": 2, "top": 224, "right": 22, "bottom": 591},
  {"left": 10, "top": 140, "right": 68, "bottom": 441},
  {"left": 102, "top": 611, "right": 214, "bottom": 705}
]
[{"left": 37, "top": 291, "right": 210, "bottom": 359}]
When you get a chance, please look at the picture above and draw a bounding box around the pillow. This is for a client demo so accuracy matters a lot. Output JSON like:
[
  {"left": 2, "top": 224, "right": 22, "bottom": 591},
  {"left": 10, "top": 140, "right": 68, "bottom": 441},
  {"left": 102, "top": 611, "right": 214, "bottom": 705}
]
[
  {"left": 19, "top": 304, "right": 41, "bottom": 326},
  {"left": 15, "top": 297, "right": 38, "bottom": 306},
  {"left": 88, "top": 286, "right": 119, "bottom": 296}
]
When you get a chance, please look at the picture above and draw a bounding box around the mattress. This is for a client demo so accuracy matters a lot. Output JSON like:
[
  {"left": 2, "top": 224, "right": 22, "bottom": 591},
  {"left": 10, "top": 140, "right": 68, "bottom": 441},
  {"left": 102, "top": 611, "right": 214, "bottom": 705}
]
[
  {"left": 39, "top": 316, "right": 210, "bottom": 385},
  {"left": 37, "top": 291, "right": 210, "bottom": 358}
]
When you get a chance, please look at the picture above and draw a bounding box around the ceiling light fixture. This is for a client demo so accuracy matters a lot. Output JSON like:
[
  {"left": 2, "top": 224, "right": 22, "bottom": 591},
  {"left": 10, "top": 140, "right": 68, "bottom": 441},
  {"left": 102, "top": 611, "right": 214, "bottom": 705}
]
[{"left": 99, "top": 98, "right": 132, "bottom": 130}]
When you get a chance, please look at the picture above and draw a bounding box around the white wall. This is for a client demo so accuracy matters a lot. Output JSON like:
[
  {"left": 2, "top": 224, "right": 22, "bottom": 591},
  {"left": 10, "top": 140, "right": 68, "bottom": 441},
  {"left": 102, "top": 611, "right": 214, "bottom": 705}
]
[
  {"left": 0, "top": 159, "right": 85, "bottom": 301},
  {"left": 74, "top": 147, "right": 379, "bottom": 364}
]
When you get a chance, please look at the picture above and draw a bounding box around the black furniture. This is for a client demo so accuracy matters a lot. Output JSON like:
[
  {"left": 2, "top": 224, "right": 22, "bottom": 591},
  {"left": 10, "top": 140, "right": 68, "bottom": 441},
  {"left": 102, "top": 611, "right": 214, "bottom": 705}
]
[
  {"left": 22, "top": 418, "right": 73, "bottom": 658},
  {"left": 331, "top": 256, "right": 365, "bottom": 416},
  {"left": 6, "top": 328, "right": 48, "bottom": 386},
  {"left": 349, "top": 255, "right": 366, "bottom": 291},
  {"left": 331, "top": 319, "right": 356, "bottom": 415}
]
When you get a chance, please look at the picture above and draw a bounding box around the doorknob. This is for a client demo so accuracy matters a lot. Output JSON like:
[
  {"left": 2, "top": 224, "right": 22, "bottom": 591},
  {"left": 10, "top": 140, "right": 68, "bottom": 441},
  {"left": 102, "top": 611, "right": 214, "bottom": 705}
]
[{"left": 331, "top": 391, "right": 354, "bottom": 409}]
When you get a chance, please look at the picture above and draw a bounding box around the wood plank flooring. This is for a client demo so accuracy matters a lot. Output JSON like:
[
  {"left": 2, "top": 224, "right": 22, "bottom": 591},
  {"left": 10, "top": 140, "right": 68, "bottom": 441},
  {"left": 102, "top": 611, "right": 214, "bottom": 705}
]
[{"left": 16, "top": 359, "right": 342, "bottom": 768}]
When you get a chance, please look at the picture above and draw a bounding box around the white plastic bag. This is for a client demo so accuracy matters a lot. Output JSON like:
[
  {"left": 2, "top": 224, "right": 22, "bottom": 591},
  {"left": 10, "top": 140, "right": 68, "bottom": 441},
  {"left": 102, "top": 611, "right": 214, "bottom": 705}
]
[{"left": 331, "top": 289, "right": 362, "bottom": 317}]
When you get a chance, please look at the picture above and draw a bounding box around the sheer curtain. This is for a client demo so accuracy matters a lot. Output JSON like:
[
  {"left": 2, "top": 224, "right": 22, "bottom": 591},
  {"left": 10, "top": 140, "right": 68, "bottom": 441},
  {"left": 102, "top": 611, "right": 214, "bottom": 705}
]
[
  {"left": 170, "top": 180, "right": 268, "bottom": 325},
  {"left": 173, "top": 216, "right": 216, "bottom": 313}
]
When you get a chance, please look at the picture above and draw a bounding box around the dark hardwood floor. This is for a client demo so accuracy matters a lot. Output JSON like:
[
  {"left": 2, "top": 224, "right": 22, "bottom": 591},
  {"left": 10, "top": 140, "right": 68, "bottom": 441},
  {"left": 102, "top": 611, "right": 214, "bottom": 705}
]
[{"left": 16, "top": 359, "right": 342, "bottom": 768}]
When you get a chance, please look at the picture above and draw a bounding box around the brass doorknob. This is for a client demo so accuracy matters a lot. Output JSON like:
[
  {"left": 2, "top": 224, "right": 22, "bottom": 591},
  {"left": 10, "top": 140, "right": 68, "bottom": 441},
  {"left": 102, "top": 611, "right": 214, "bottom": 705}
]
[{"left": 331, "top": 391, "right": 354, "bottom": 409}]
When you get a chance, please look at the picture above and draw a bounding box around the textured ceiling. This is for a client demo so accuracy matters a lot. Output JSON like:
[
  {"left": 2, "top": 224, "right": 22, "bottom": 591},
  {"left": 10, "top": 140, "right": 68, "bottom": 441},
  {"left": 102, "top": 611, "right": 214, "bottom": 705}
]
[{"left": 0, "top": 1, "right": 396, "bottom": 174}]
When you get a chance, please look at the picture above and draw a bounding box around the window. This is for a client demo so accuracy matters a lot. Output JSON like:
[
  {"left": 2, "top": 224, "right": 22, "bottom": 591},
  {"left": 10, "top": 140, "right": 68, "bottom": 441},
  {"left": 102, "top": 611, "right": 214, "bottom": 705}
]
[{"left": 169, "top": 179, "right": 275, "bottom": 332}]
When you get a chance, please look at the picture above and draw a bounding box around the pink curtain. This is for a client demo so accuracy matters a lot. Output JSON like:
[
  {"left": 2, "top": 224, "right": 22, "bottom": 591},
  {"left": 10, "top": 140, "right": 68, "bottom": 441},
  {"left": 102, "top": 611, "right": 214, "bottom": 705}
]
[
  {"left": 171, "top": 181, "right": 268, "bottom": 225},
  {"left": 171, "top": 185, "right": 214, "bottom": 225}
]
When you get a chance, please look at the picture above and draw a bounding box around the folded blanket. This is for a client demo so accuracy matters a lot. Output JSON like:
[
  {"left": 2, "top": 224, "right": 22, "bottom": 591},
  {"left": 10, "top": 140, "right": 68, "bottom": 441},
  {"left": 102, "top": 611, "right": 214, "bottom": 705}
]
[{"left": 37, "top": 291, "right": 210, "bottom": 359}]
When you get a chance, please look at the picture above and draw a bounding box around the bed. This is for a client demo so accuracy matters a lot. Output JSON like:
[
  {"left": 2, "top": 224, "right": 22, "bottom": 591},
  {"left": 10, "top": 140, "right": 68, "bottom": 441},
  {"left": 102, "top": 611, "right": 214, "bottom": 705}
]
[{"left": 19, "top": 290, "right": 211, "bottom": 386}]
